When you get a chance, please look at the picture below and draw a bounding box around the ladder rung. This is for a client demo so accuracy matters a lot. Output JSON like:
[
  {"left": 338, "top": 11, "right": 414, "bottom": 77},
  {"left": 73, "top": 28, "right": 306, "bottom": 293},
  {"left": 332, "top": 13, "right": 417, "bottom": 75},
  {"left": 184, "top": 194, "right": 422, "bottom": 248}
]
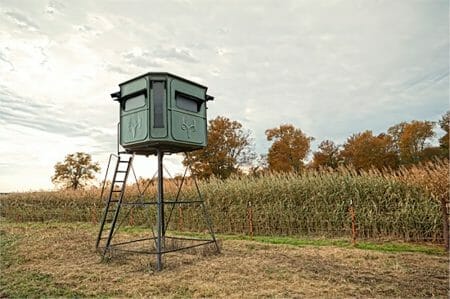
[
  {"left": 116, "top": 171, "right": 127, "bottom": 173},
  {"left": 112, "top": 190, "right": 122, "bottom": 192},
  {"left": 118, "top": 160, "right": 129, "bottom": 163},
  {"left": 115, "top": 180, "right": 125, "bottom": 183}
]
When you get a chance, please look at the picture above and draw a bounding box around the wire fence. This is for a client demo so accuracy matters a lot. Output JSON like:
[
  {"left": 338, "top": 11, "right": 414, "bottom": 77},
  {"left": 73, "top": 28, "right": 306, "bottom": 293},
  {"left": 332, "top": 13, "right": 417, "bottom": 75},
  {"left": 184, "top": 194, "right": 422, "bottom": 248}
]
[
  {"left": 5, "top": 198, "right": 443, "bottom": 245},
  {"left": 5, "top": 209, "right": 447, "bottom": 245}
]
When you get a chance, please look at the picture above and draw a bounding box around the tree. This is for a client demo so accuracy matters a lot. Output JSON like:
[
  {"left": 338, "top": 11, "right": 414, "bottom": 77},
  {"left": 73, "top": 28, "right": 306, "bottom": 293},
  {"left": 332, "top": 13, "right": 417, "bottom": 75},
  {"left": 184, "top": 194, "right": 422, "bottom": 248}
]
[
  {"left": 247, "top": 154, "right": 269, "bottom": 177},
  {"left": 420, "top": 146, "right": 444, "bottom": 162},
  {"left": 51, "top": 152, "right": 100, "bottom": 190},
  {"left": 341, "top": 131, "right": 398, "bottom": 170},
  {"left": 183, "top": 116, "right": 255, "bottom": 180},
  {"left": 265, "top": 124, "right": 313, "bottom": 173},
  {"left": 388, "top": 120, "right": 435, "bottom": 165},
  {"left": 438, "top": 111, "right": 449, "bottom": 158},
  {"left": 310, "top": 140, "right": 341, "bottom": 169}
]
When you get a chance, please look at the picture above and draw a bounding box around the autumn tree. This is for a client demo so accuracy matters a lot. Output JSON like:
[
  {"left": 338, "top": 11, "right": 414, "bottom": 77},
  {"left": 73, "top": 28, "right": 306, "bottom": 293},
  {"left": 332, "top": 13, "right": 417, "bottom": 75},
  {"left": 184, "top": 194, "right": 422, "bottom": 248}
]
[
  {"left": 183, "top": 116, "right": 255, "bottom": 179},
  {"left": 340, "top": 131, "right": 398, "bottom": 170},
  {"left": 310, "top": 140, "right": 341, "bottom": 169},
  {"left": 247, "top": 154, "right": 269, "bottom": 177},
  {"left": 265, "top": 124, "right": 313, "bottom": 173},
  {"left": 438, "top": 111, "right": 449, "bottom": 158},
  {"left": 51, "top": 152, "right": 100, "bottom": 190},
  {"left": 388, "top": 120, "right": 435, "bottom": 164},
  {"left": 418, "top": 146, "right": 445, "bottom": 163}
]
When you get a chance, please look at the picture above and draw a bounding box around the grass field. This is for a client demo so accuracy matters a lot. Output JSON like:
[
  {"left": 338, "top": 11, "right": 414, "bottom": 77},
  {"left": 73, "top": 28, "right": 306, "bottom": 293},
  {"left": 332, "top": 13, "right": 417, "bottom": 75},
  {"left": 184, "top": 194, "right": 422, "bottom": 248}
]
[{"left": 1, "top": 220, "right": 448, "bottom": 298}]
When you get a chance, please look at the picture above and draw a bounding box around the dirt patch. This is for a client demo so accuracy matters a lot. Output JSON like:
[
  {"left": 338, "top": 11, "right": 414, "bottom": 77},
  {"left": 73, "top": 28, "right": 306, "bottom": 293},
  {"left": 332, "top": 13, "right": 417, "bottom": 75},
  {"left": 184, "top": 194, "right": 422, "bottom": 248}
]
[{"left": 1, "top": 222, "right": 448, "bottom": 297}]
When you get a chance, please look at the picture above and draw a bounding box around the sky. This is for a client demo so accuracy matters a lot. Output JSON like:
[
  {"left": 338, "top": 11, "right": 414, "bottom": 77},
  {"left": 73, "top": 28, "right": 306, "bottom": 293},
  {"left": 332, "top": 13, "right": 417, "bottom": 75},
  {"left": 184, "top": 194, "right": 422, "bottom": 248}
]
[{"left": 0, "top": 0, "right": 448, "bottom": 192}]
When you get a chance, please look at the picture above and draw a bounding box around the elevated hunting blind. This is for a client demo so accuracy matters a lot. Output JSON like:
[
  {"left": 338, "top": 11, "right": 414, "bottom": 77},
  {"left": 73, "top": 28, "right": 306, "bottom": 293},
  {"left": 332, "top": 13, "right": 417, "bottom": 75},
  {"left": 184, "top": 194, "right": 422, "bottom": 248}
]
[
  {"left": 97, "top": 72, "right": 219, "bottom": 272},
  {"left": 111, "top": 72, "right": 213, "bottom": 155}
]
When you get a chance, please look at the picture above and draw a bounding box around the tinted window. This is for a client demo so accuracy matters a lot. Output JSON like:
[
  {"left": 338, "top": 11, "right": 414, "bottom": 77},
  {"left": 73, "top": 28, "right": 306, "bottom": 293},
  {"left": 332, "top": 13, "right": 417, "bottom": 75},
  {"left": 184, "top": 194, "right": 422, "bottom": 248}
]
[
  {"left": 176, "top": 93, "right": 201, "bottom": 112},
  {"left": 153, "top": 81, "right": 165, "bottom": 128},
  {"left": 124, "top": 94, "right": 146, "bottom": 111}
]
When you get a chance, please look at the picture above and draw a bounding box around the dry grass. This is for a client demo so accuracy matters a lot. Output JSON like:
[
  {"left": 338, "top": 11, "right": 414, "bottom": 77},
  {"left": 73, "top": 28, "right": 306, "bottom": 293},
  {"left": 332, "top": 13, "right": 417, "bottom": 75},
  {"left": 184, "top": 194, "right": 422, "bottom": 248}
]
[{"left": 1, "top": 221, "right": 448, "bottom": 298}]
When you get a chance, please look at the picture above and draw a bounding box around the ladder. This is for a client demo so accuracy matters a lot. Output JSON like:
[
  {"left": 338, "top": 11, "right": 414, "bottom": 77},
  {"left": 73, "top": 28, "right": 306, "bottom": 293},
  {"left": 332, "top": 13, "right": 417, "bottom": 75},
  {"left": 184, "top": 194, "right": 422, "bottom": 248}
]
[{"left": 96, "top": 153, "right": 134, "bottom": 255}]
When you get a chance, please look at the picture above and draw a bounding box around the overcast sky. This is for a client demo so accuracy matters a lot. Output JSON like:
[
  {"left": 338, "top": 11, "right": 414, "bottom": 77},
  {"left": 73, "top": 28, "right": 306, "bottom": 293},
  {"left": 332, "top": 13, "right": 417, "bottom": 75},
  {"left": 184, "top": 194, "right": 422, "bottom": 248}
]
[{"left": 0, "top": 0, "right": 448, "bottom": 192}]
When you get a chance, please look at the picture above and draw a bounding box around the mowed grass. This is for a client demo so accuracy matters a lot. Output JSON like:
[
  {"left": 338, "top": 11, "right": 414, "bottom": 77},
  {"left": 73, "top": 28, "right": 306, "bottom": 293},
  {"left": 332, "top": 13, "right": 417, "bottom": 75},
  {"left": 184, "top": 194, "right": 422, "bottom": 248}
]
[
  {"left": 175, "top": 230, "right": 445, "bottom": 255},
  {"left": 1, "top": 220, "right": 448, "bottom": 298}
]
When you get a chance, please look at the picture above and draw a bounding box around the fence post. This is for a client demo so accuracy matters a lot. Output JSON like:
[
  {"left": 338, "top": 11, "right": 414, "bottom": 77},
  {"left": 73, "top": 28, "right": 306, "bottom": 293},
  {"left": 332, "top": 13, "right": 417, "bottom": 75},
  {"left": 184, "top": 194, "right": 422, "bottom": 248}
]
[
  {"left": 129, "top": 208, "right": 134, "bottom": 226},
  {"left": 178, "top": 206, "right": 183, "bottom": 231},
  {"left": 91, "top": 207, "right": 97, "bottom": 225},
  {"left": 349, "top": 199, "right": 357, "bottom": 246},
  {"left": 247, "top": 201, "right": 254, "bottom": 240},
  {"left": 441, "top": 198, "right": 449, "bottom": 251}
]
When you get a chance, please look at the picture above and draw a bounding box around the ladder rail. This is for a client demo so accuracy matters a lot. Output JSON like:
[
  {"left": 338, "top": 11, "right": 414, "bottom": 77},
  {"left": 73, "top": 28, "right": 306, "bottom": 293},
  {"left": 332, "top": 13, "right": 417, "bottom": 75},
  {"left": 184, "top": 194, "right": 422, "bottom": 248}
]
[
  {"left": 96, "top": 153, "right": 133, "bottom": 248},
  {"left": 102, "top": 154, "right": 134, "bottom": 255},
  {"left": 100, "top": 153, "right": 118, "bottom": 201},
  {"left": 96, "top": 155, "right": 121, "bottom": 249}
]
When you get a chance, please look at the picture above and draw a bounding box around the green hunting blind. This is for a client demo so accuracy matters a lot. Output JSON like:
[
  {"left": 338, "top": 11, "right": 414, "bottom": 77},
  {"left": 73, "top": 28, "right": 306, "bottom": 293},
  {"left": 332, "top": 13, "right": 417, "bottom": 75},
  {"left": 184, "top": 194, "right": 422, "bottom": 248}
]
[
  {"left": 111, "top": 72, "right": 214, "bottom": 155},
  {"left": 97, "top": 72, "right": 219, "bottom": 271}
]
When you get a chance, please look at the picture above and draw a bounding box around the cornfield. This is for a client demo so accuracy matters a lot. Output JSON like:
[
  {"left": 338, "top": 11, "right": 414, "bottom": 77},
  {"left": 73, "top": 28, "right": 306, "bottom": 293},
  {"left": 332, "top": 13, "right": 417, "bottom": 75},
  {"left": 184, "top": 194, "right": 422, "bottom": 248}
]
[{"left": 1, "top": 160, "right": 448, "bottom": 243}]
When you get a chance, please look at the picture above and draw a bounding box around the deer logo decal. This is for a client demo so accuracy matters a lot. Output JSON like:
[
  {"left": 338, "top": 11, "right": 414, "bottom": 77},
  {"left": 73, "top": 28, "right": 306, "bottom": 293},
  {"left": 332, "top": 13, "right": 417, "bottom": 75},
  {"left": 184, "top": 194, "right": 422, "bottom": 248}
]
[
  {"left": 181, "top": 117, "right": 196, "bottom": 139},
  {"left": 128, "top": 116, "right": 142, "bottom": 139}
]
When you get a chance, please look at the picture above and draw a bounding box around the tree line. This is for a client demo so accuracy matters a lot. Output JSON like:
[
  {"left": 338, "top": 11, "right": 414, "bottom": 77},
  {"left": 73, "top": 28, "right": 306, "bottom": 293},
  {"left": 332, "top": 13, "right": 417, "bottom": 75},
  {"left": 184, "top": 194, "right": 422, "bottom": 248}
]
[
  {"left": 184, "top": 111, "right": 449, "bottom": 179},
  {"left": 51, "top": 111, "right": 448, "bottom": 189}
]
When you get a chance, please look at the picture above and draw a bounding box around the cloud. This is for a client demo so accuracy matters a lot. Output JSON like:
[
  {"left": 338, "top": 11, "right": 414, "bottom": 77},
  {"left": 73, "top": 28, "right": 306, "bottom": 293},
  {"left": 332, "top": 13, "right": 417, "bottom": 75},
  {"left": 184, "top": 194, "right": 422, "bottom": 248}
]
[
  {"left": 154, "top": 47, "right": 199, "bottom": 63},
  {"left": 4, "top": 11, "right": 39, "bottom": 31},
  {"left": 45, "top": 0, "right": 65, "bottom": 15},
  {"left": 120, "top": 46, "right": 199, "bottom": 69},
  {"left": 0, "top": 50, "right": 14, "bottom": 71},
  {"left": 45, "top": 6, "right": 56, "bottom": 15},
  {"left": 105, "top": 64, "right": 131, "bottom": 75},
  {"left": 400, "top": 68, "right": 449, "bottom": 92},
  {"left": 73, "top": 24, "right": 94, "bottom": 32},
  {"left": 35, "top": 46, "right": 49, "bottom": 66},
  {"left": 0, "top": 87, "right": 115, "bottom": 149},
  {"left": 216, "top": 48, "right": 233, "bottom": 57},
  {"left": 122, "top": 48, "right": 163, "bottom": 68}
]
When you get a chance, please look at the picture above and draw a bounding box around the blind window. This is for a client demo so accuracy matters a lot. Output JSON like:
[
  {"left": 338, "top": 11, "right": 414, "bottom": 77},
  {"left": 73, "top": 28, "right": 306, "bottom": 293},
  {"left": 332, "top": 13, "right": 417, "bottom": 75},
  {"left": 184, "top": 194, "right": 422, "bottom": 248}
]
[
  {"left": 153, "top": 81, "right": 165, "bottom": 128},
  {"left": 124, "top": 94, "right": 145, "bottom": 111},
  {"left": 176, "top": 93, "right": 201, "bottom": 112}
]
